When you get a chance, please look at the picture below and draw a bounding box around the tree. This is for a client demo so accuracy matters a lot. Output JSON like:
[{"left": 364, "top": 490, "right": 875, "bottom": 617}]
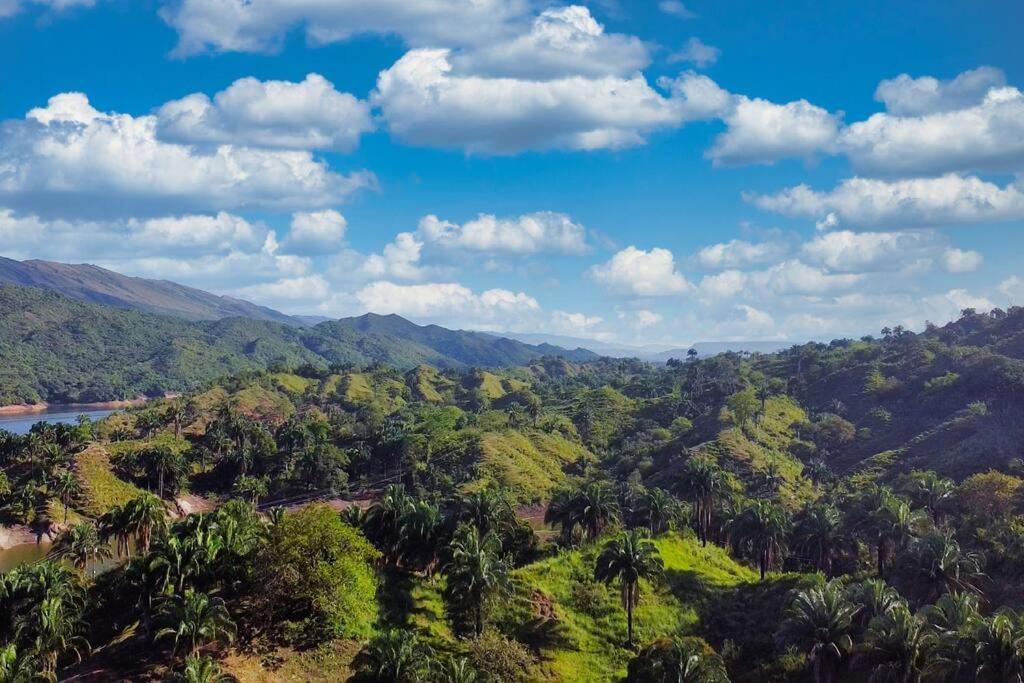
[
  {"left": 896, "top": 531, "right": 984, "bottom": 605},
  {"left": 0, "top": 644, "right": 39, "bottom": 683},
  {"left": 780, "top": 582, "right": 859, "bottom": 683},
  {"left": 258, "top": 504, "right": 379, "bottom": 640},
  {"left": 626, "top": 635, "right": 729, "bottom": 682},
  {"left": 727, "top": 388, "right": 759, "bottom": 427},
  {"left": 594, "top": 530, "right": 664, "bottom": 648},
  {"left": 856, "top": 603, "right": 933, "bottom": 683},
  {"left": 155, "top": 589, "right": 236, "bottom": 658},
  {"left": 636, "top": 487, "right": 676, "bottom": 535},
  {"left": 973, "top": 612, "right": 1024, "bottom": 682},
  {"left": 728, "top": 500, "right": 790, "bottom": 580},
  {"left": 544, "top": 481, "right": 620, "bottom": 545},
  {"left": 143, "top": 445, "right": 187, "bottom": 500},
  {"left": 676, "top": 459, "right": 725, "bottom": 546},
  {"left": 52, "top": 469, "right": 81, "bottom": 524},
  {"left": 871, "top": 494, "right": 928, "bottom": 578},
  {"left": 923, "top": 592, "right": 981, "bottom": 680},
  {"left": 443, "top": 525, "right": 511, "bottom": 638},
  {"left": 900, "top": 470, "right": 954, "bottom": 523},
  {"left": 793, "top": 504, "right": 854, "bottom": 576},
  {"left": 126, "top": 493, "right": 168, "bottom": 553},
  {"left": 362, "top": 628, "right": 433, "bottom": 682},
  {"left": 48, "top": 523, "right": 111, "bottom": 573}
]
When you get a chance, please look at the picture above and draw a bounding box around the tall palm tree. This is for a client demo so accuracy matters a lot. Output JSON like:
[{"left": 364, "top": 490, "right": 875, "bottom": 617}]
[
  {"left": 51, "top": 469, "right": 81, "bottom": 524},
  {"left": 973, "top": 612, "right": 1024, "bottom": 682},
  {"left": 366, "top": 485, "right": 415, "bottom": 564},
  {"left": 144, "top": 445, "right": 185, "bottom": 499},
  {"left": 155, "top": 589, "right": 236, "bottom": 658},
  {"left": 456, "top": 489, "right": 514, "bottom": 538},
  {"left": 594, "top": 530, "right": 664, "bottom": 648},
  {"left": 897, "top": 531, "right": 984, "bottom": 605},
  {"left": 443, "top": 526, "right": 511, "bottom": 638},
  {"left": 845, "top": 579, "right": 904, "bottom": 632},
  {"left": 400, "top": 499, "right": 442, "bottom": 574},
  {"left": 676, "top": 459, "right": 725, "bottom": 546},
  {"left": 636, "top": 487, "right": 676, "bottom": 535},
  {"left": 856, "top": 603, "right": 933, "bottom": 683},
  {"left": 780, "top": 582, "right": 860, "bottom": 683},
  {"left": 14, "top": 593, "right": 89, "bottom": 676},
  {"left": 728, "top": 500, "right": 790, "bottom": 580},
  {"left": 872, "top": 495, "right": 929, "bottom": 578},
  {"left": 48, "top": 523, "right": 111, "bottom": 573},
  {"left": 98, "top": 504, "right": 133, "bottom": 558},
  {"left": 126, "top": 493, "right": 168, "bottom": 553},
  {"left": 923, "top": 592, "right": 981, "bottom": 681},
  {"left": 901, "top": 471, "right": 955, "bottom": 523},
  {"left": 794, "top": 504, "right": 854, "bottom": 576}
]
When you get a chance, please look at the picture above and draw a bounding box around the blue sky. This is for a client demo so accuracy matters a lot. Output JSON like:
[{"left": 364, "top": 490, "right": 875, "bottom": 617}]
[{"left": 1, "top": 0, "right": 1022, "bottom": 346}]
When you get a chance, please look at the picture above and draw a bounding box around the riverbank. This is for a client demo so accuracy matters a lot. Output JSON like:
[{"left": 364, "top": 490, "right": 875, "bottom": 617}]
[
  {"left": 0, "top": 399, "right": 148, "bottom": 417},
  {"left": 0, "top": 524, "right": 47, "bottom": 550}
]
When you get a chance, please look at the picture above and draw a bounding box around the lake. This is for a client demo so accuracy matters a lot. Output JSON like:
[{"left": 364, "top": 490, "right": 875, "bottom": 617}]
[{"left": 0, "top": 407, "right": 116, "bottom": 435}]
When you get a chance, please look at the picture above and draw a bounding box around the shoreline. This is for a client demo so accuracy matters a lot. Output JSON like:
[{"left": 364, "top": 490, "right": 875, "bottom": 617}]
[{"left": 0, "top": 398, "right": 148, "bottom": 417}]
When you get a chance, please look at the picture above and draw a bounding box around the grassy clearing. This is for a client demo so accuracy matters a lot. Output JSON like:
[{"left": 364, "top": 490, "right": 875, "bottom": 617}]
[
  {"left": 221, "top": 640, "right": 362, "bottom": 682},
  {"left": 270, "top": 372, "right": 313, "bottom": 395},
  {"left": 74, "top": 445, "right": 146, "bottom": 516},
  {"left": 476, "top": 430, "right": 593, "bottom": 503}
]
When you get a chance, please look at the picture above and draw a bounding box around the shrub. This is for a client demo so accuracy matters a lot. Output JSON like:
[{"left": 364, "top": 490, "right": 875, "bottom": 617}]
[
  {"left": 258, "top": 503, "right": 379, "bottom": 642},
  {"left": 468, "top": 632, "right": 535, "bottom": 682}
]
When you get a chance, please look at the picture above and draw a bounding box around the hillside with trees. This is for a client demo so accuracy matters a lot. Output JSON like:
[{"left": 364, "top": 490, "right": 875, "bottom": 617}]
[{"left": 2, "top": 306, "right": 1024, "bottom": 680}]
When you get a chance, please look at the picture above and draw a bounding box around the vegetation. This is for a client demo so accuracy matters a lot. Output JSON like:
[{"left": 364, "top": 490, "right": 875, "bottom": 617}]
[{"left": 0, "top": 305, "right": 1023, "bottom": 680}]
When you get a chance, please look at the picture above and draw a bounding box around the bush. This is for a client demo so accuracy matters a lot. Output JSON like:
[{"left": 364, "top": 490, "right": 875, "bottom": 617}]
[
  {"left": 468, "top": 632, "right": 535, "bottom": 682},
  {"left": 258, "top": 503, "right": 379, "bottom": 641},
  {"left": 626, "top": 635, "right": 728, "bottom": 682}
]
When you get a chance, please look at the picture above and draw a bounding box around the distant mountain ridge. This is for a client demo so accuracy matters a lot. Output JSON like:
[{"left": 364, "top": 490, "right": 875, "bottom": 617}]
[
  {"left": 0, "top": 284, "right": 598, "bottom": 405},
  {"left": 0, "top": 256, "right": 301, "bottom": 325},
  {"left": 494, "top": 331, "right": 794, "bottom": 361}
]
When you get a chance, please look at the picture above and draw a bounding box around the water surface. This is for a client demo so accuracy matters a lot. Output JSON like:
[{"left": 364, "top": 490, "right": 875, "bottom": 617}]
[{"left": 0, "top": 407, "right": 115, "bottom": 435}]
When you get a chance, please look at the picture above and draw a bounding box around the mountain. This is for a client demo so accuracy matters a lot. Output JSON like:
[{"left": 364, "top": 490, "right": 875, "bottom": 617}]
[
  {"left": 0, "top": 256, "right": 301, "bottom": 325},
  {"left": 494, "top": 331, "right": 795, "bottom": 362},
  {"left": 0, "top": 284, "right": 599, "bottom": 405}
]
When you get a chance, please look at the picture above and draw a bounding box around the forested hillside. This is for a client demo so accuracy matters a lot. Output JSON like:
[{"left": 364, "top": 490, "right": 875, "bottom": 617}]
[
  {"left": 0, "top": 284, "right": 595, "bottom": 405},
  {"left": 3, "top": 307, "right": 1024, "bottom": 681}
]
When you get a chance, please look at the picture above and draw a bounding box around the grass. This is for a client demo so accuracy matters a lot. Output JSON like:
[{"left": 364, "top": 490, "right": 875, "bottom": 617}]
[
  {"left": 230, "top": 385, "right": 295, "bottom": 424},
  {"left": 221, "top": 640, "right": 362, "bottom": 682},
  {"left": 499, "top": 532, "right": 758, "bottom": 681},
  {"left": 270, "top": 372, "right": 313, "bottom": 395},
  {"left": 476, "top": 429, "right": 593, "bottom": 503},
  {"left": 74, "top": 445, "right": 146, "bottom": 516}
]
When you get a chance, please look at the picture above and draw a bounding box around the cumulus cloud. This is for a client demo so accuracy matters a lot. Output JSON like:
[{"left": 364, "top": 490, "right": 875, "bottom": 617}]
[
  {"left": 450, "top": 6, "right": 650, "bottom": 80},
  {"left": 940, "top": 248, "right": 983, "bottom": 273},
  {"left": 157, "top": 74, "right": 373, "bottom": 152},
  {"left": 0, "top": 0, "right": 95, "bottom": 19},
  {"left": 373, "top": 48, "right": 697, "bottom": 153},
  {"left": 282, "top": 210, "right": 347, "bottom": 254},
  {"left": 418, "top": 212, "right": 587, "bottom": 254},
  {"left": 696, "top": 239, "right": 788, "bottom": 269},
  {"left": 161, "top": 0, "right": 530, "bottom": 57},
  {"left": 617, "top": 309, "right": 662, "bottom": 328},
  {"left": 801, "top": 230, "right": 940, "bottom": 272},
  {"left": 840, "top": 83, "right": 1024, "bottom": 175},
  {"left": 1000, "top": 276, "right": 1024, "bottom": 304},
  {"left": 361, "top": 232, "right": 428, "bottom": 280},
  {"left": 707, "top": 96, "right": 840, "bottom": 166},
  {"left": 589, "top": 246, "right": 691, "bottom": 297},
  {"left": 551, "top": 309, "right": 604, "bottom": 334},
  {"left": 1, "top": 93, "right": 375, "bottom": 218},
  {"left": 747, "top": 174, "right": 1024, "bottom": 229},
  {"left": 697, "top": 270, "right": 748, "bottom": 300},
  {"left": 353, "top": 281, "right": 539, "bottom": 325},
  {"left": 874, "top": 66, "right": 1006, "bottom": 116},
  {"left": 668, "top": 38, "right": 720, "bottom": 68}
]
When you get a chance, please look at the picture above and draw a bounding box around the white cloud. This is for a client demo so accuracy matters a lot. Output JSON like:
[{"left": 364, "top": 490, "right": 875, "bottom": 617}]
[
  {"left": 874, "top": 66, "right": 1006, "bottom": 116},
  {"left": 698, "top": 269, "right": 748, "bottom": 300},
  {"left": 234, "top": 274, "right": 331, "bottom": 302},
  {"left": 668, "top": 38, "right": 720, "bottom": 68},
  {"left": 617, "top": 309, "right": 662, "bottom": 328},
  {"left": 840, "top": 84, "right": 1024, "bottom": 175},
  {"left": 451, "top": 6, "right": 649, "bottom": 80},
  {"left": 921, "top": 289, "right": 994, "bottom": 320},
  {"left": 1, "top": 93, "right": 375, "bottom": 218},
  {"left": 801, "top": 230, "right": 939, "bottom": 272},
  {"left": 707, "top": 96, "right": 840, "bottom": 166},
  {"left": 373, "top": 48, "right": 694, "bottom": 153},
  {"left": 161, "top": 0, "right": 530, "bottom": 57},
  {"left": 1000, "top": 276, "right": 1024, "bottom": 304},
  {"left": 418, "top": 212, "right": 587, "bottom": 254},
  {"left": 283, "top": 210, "right": 347, "bottom": 254},
  {"left": 157, "top": 74, "right": 373, "bottom": 152},
  {"left": 658, "top": 1, "right": 696, "bottom": 19},
  {"left": 751, "top": 260, "right": 864, "bottom": 296},
  {"left": 747, "top": 174, "right": 1024, "bottom": 228},
  {"left": 552, "top": 309, "right": 604, "bottom": 333},
  {"left": 589, "top": 246, "right": 691, "bottom": 297},
  {"left": 696, "top": 239, "right": 787, "bottom": 269},
  {"left": 1, "top": 0, "right": 94, "bottom": 19},
  {"left": 361, "top": 232, "right": 428, "bottom": 280},
  {"left": 940, "top": 248, "right": 983, "bottom": 273},
  {"left": 353, "top": 281, "right": 539, "bottom": 327}
]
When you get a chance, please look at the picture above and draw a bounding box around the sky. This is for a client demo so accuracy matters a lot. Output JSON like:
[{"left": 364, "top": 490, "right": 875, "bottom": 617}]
[{"left": 1, "top": 0, "right": 1022, "bottom": 347}]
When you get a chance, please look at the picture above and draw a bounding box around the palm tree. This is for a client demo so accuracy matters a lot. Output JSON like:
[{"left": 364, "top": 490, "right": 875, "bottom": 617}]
[
  {"left": 14, "top": 592, "right": 89, "bottom": 676},
  {"left": 400, "top": 499, "right": 442, "bottom": 573},
  {"left": 166, "top": 654, "right": 234, "bottom": 683},
  {"left": 144, "top": 445, "right": 185, "bottom": 499},
  {"left": 0, "top": 644, "right": 39, "bottom": 683},
  {"left": 924, "top": 592, "right": 981, "bottom": 681},
  {"left": 973, "top": 612, "right": 1024, "bottom": 682},
  {"left": 636, "top": 487, "right": 676, "bottom": 535},
  {"left": 98, "top": 504, "right": 134, "bottom": 558},
  {"left": 728, "top": 500, "right": 790, "bottom": 580},
  {"left": 793, "top": 504, "right": 854, "bottom": 576},
  {"left": 780, "top": 582, "right": 860, "bottom": 683},
  {"left": 126, "top": 493, "right": 168, "bottom": 553},
  {"left": 846, "top": 578, "right": 903, "bottom": 631},
  {"left": 676, "top": 459, "right": 725, "bottom": 546},
  {"left": 594, "top": 530, "right": 664, "bottom": 648},
  {"left": 443, "top": 526, "right": 511, "bottom": 638},
  {"left": 456, "top": 489, "right": 514, "bottom": 538},
  {"left": 901, "top": 471, "right": 954, "bottom": 523},
  {"left": 897, "top": 531, "right": 984, "bottom": 604},
  {"left": 366, "top": 485, "right": 415, "bottom": 564},
  {"left": 576, "top": 481, "right": 621, "bottom": 540},
  {"left": 48, "top": 523, "right": 111, "bottom": 573},
  {"left": 626, "top": 635, "right": 729, "bottom": 682},
  {"left": 856, "top": 603, "right": 933, "bottom": 683},
  {"left": 872, "top": 495, "right": 929, "bottom": 578},
  {"left": 363, "top": 628, "right": 433, "bottom": 682},
  {"left": 156, "top": 589, "right": 236, "bottom": 658},
  {"left": 51, "top": 469, "right": 81, "bottom": 524}
]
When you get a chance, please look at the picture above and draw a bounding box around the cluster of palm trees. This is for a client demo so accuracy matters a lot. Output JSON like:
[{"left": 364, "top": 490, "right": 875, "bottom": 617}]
[
  {"left": 0, "top": 423, "right": 86, "bottom": 529},
  {"left": 782, "top": 579, "right": 1024, "bottom": 682},
  {"left": 545, "top": 480, "right": 681, "bottom": 546}
]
